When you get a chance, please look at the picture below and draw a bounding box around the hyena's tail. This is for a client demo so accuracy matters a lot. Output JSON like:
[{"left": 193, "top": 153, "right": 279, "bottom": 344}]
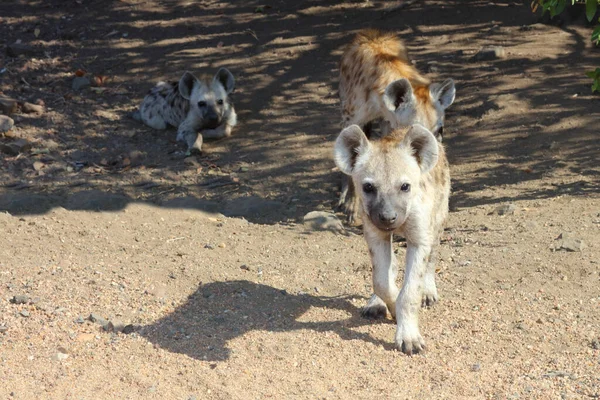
[{"left": 129, "top": 109, "right": 142, "bottom": 122}]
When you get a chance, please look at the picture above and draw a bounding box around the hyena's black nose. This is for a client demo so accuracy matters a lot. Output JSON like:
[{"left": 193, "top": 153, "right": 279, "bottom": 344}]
[{"left": 378, "top": 212, "right": 398, "bottom": 225}]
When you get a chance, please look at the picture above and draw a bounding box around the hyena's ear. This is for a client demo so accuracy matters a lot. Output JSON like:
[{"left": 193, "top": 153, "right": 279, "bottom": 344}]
[
  {"left": 334, "top": 125, "right": 370, "bottom": 175},
  {"left": 179, "top": 72, "right": 199, "bottom": 100},
  {"left": 430, "top": 78, "right": 455, "bottom": 110},
  {"left": 402, "top": 124, "right": 439, "bottom": 174},
  {"left": 383, "top": 78, "right": 415, "bottom": 113},
  {"left": 214, "top": 68, "right": 235, "bottom": 94}
]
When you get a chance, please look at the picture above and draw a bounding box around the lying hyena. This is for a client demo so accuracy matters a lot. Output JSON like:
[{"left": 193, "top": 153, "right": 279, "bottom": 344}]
[
  {"left": 132, "top": 68, "right": 237, "bottom": 153},
  {"left": 334, "top": 123, "right": 450, "bottom": 354},
  {"left": 338, "top": 29, "right": 455, "bottom": 223}
]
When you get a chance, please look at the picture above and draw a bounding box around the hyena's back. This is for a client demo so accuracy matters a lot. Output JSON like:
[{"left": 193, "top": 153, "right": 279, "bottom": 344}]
[
  {"left": 137, "top": 81, "right": 190, "bottom": 130},
  {"left": 339, "top": 29, "right": 430, "bottom": 126}
]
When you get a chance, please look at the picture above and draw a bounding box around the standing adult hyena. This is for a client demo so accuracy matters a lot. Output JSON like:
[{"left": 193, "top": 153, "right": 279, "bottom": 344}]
[
  {"left": 132, "top": 68, "right": 237, "bottom": 153},
  {"left": 338, "top": 29, "right": 455, "bottom": 223},
  {"left": 334, "top": 123, "right": 450, "bottom": 354}
]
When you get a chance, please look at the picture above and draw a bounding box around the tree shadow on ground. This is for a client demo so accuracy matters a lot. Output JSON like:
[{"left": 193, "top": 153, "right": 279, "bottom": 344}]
[{"left": 139, "top": 280, "right": 392, "bottom": 361}]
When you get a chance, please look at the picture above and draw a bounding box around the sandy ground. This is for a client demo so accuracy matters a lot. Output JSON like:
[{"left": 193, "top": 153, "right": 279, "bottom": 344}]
[{"left": 1, "top": 0, "right": 599, "bottom": 399}]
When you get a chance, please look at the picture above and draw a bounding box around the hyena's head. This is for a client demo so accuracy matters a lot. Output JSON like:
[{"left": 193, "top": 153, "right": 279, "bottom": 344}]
[
  {"left": 178, "top": 68, "right": 235, "bottom": 129},
  {"left": 382, "top": 78, "right": 455, "bottom": 142},
  {"left": 334, "top": 124, "right": 439, "bottom": 231}
]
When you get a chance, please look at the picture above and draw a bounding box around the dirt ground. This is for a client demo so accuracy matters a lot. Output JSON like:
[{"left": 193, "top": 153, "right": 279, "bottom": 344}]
[{"left": 1, "top": 0, "right": 599, "bottom": 399}]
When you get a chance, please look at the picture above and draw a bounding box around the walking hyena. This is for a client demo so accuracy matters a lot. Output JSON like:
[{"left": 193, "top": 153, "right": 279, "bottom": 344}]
[
  {"left": 334, "top": 123, "right": 450, "bottom": 354},
  {"left": 132, "top": 68, "right": 237, "bottom": 153},
  {"left": 338, "top": 29, "right": 455, "bottom": 223}
]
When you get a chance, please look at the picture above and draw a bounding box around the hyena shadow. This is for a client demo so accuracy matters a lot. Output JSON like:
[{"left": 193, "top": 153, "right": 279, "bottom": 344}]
[{"left": 140, "top": 280, "right": 394, "bottom": 361}]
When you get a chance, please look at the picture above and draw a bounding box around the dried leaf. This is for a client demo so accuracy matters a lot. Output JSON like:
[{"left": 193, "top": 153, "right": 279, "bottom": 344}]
[
  {"left": 34, "top": 28, "right": 40, "bottom": 38},
  {"left": 75, "top": 69, "right": 86, "bottom": 77}
]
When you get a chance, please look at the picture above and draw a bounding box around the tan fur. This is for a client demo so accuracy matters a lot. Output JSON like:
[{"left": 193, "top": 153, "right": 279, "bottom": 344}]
[
  {"left": 337, "top": 29, "right": 455, "bottom": 224},
  {"left": 334, "top": 124, "right": 450, "bottom": 354}
]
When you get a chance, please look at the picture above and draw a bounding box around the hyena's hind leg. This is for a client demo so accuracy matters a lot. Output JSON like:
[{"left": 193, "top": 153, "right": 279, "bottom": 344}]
[{"left": 422, "top": 242, "right": 440, "bottom": 308}]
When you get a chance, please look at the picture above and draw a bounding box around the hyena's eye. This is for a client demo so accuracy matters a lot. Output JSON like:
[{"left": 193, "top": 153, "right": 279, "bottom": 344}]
[
  {"left": 198, "top": 101, "right": 207, "bottom": 108},
  {"left": 217, "top": 99, "right": 224, "bottom": 105},
  {"left": 363, "top": 183, "right": 376, "bottom": 194},
  {"left": 400, "top": 183, "right": 411, "bottom": 192},
  {"left": 436, "top": 126, "right": 444, "bottom": 136}
]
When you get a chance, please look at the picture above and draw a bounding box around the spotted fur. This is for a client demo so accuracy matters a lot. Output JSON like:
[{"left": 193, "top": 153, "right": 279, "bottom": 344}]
[
  {"left": 338, "top": 29, "right": 455, "bottom": 224},
  {"left": 132, "top": 68, "right": 237, "bottom": 153}
]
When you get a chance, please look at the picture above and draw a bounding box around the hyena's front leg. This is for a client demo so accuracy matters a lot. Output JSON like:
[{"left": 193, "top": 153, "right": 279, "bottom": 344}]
[
  {"left": 177, "top": 114, "right": 203, "bottom": 153},
  {"left": 201, "top": 123, "right": 233, "bottom": 139},
  {"left": 363, "top": 226, "right": 399, "bottom": 319},
  {"left": 422, "top": 242, "right": 440, "bottom": 308},
  {"left": 395, "top": 243, "right": 431, "bottom": 355}
]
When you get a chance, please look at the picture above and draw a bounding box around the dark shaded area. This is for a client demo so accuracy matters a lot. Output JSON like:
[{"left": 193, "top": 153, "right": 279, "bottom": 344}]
[
  {"left": 0, "top": 0, "right": 598, "bottom": 223},
  {"left": 140, "top": 280, "right": 389, "bottom": 361}
]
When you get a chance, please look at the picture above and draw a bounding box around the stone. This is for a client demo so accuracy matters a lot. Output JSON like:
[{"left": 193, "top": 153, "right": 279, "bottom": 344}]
[
  {"left": 0, "top": 325, "right": 8, "bottom": 334},
  {"left": 489, "top": 204, "right": 515, "bottom": 216},
  {"left": 72, "top": 76, "right": 91, "bottom": 91},
  {"left": 557, "top": 233, "right": 586, "bottom": 252},
  {"left": 303, "top": 211, "right": 344, "bottom": 233},
  {"left": 105, "top": 320, "right": 125, "bottom": 332},
  {"left": 0, "top": 138, "right": 31, "bottom": 156},
  {"left": 10, "top": 295, "right": 30, "bottom": 304},
  {"left": 20, "top": 102, "right": 44, "bottom": 114},
  {"left": 52, "top": 352, "right": 69, "bottom": 362},
  {"left": 0, "top": 96, "right": 18, "bottom": 115},
  {"left": 473, "top": 46, "right": 506, "bottom": 61},
  {"left": 122, "top": 324, "right": 135, "bottom": 334},
  {"left": 33, "top": 161, "right": 45, "bottom": 172},
  {"left": 471, "top": 363, "right": 481, "bottom": 372},
  {"left": 20, "top": 310, "right": 30, "bottom": 317},
  {"left": 6, "top": 43, "right": 38, "bottom": 58},
  {"left": 0, "top": 115, "right": 14, "bottom": 133}
]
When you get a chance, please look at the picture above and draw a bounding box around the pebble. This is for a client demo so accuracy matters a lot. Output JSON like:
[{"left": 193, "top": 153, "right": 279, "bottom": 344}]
[
  {"left": 0, "top": 325, "right": 8, "bottom": 333},
  {"left": 20, "top": 310, "right": 30, "bottom": 317},
  {"left": 556, "top": 233, "right": 586, "bottom": 252},
  {"left": 0, "top": 138, "right": 32, "bottom": 156},
  {"left": 489, "top": 203, "right": 515, "bottom": 216},
  {"left": 72, "top": 76, "right": 91, "bottom": 91},
  {"left": 74, "top": 316, "right": 85, "bottom": 324},
  {"left": 122, "top": 324, "right": 136, "bottom": 334},
  {"left": 473, "top": 46, "right": 506, "bottom": 61},
  {"left": 204, "top": 244, "right": 215, "bottom": 250},
  {"left": 52, "top": 352, "right": 69, "bottom": 362},
  {"left": 0, "top": 115, "right": 14, "bottom": 133},
  {"left": 471, "top": 363, "right": 481, "bottom": 372},
  {"left": 106, "top": 320, "right": 125, "bottom": 333},
  {"left": 10, "top": 295, "right": 30, "bottom": 304},
  {"left": 20, "top": 102, "right": 44, "bottom": 114},
  {"left": 303, "top": 211, "right": 344, "bottom": 233},
  {"left": 218, "top": 242, "right": 226, "bottom": 248},
  {"left": 591, "top": 339, "right": 600, "bottom": 350}
]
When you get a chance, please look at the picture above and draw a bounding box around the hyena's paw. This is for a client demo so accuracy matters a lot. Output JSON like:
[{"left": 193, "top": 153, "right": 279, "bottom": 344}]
[
  {"left": 361, "top": 294, "right": 388, "bottom": 319},
  {"left": 395, "top": 321, "right": 426, "bottom": 355},
  {"left": 421, "top": 275, "right": 439, "bottom": 308}
]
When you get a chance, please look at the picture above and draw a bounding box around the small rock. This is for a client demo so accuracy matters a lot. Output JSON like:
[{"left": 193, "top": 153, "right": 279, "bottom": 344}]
[
  {"left": 122, "top": 324, "right": 136, "bottom": 334},
  {"left": 72, "top": 76, "right": 91, "bottom": 91},
  {"left": 218, "top": 243, "right": 226, "bottom": 248},
  {"left": 20, "top": 102, "right": 44, "bottom": 114},
  {"left": 0, "top": 115, "right": 14, "bottom": 133},
  {"left": 204, "top": 244, "right": 214, "bottom": 250},
  {"left": 471, "top": 363, "right": 481, "bottom": 372},
  {"left": 88, "top": 312, "right": 108, "bottom": 328},
  {"left": 591, "top": 339, "right": 600, "bottom": 350},
  {"left": 52, "top": 352, "right": 69, "bottom": 362},
  {"left": 515, "top": 322, "right": 526, "bottom": 330},
  {"left": 74, "top": 316, "right": 85, "bottom": 324},
  {"left": 473, "top": 46, "right": 506, "bottom": 61},
  {"left": 0, "top": 96, "right": 18, "bottom": 115},
  {"left": 6, "top": 43, "right": 38, "bottom": 58},
  {"left": 106, "top": 320, "right": 125, "bottom": 332},
  {"left": 10, "top": 295, "right": 30, "bottom": 304},
  {"left": 20, "top": 310, "right": 30, "bottom": 317},
  {"left": 0, "top": 325, "right": 8, "bottom": 333},
  {"left": 33, "top": 161, "right": 45, "bottom": 172},
  {"left": 240, "top": 264, "right": 251, "bottom": 271},
  {"left": 303, "top": 211, "right": 344, "bottom": 233},
  {"left": 489, "top": 203, "right": 515, "bottom": 216},
  {"left": 556, "top": 233, "right": 586, "bottom": 252},
  {"left": 427, "top": 62, "right": 440, "bottom": 73},
  {"left": 0, "top": 138, "right": 32, "bottom": 155}
]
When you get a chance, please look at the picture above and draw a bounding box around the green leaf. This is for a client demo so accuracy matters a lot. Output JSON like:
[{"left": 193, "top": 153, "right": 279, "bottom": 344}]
[
  {"left": 592, "top": 24, "right": 600, "bottom": 45},
  {"left": 586, "top": 0, "right": 597, "bottom": 22},
  {"left": 591, "top": 79, "right": 600, "bottom": 93},
  {"left": 555, "top": 0, "right": 567, "bottom": 15}
]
